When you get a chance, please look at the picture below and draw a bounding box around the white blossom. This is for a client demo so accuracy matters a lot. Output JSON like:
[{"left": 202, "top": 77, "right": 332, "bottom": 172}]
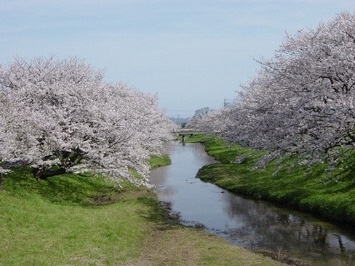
[
  {"left": 192, "top": 12, "right": 355, "bottom": 168},
  {"left": 0, "top": 57, "right": 173, "bottom": 186}
]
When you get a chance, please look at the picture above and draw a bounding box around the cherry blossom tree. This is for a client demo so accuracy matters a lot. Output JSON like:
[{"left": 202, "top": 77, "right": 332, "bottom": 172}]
[
  {"left": 185, "top": 107, "right": 212, "bottom": 129},
  {"left": 186, "top": 107, "right": 235, "bottom": 142},
  {"left": 195, "top": 12, "right": 355, "bottom": 168},
  {"left": 239, "top": 11, "right": 355, "bottom": 164},
  {"left": 0, "top": 57, "right": 172, "bottom": 186}
]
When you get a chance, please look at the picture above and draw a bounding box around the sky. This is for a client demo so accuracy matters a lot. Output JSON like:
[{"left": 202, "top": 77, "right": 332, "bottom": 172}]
[{"left": 1, "top": 0, "right": 354, "bottom": 118}]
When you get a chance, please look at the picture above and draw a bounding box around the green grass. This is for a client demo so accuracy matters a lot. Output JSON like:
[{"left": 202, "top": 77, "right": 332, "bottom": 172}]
[
  {"left": 0, "top": 167, "right": 153, "bottom": 265},
  {"left": 148, "top": 154, "right": 171, "bottom": 169},
  {"left": 189, "top": 134, "right": 355, "bottom": 225},
  {"left": 0, "top": 157, "right": 284, "bottom": 265}
]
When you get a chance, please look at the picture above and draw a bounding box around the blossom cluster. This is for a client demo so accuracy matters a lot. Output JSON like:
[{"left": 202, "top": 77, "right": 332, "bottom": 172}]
[
  {"left": 0, "top": 57, "right": 173, "bottom": 186},
  {"left": 187, "top": 12, "right": 355, "bottom": 168}
]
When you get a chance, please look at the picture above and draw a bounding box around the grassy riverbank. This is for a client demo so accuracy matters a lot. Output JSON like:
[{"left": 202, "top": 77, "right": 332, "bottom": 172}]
[
  {"left": 0, "top": 158, "right": 283, "bottom": 265},
  {"left": 186, "top": 134, "right": 355, "bottom": 225}
]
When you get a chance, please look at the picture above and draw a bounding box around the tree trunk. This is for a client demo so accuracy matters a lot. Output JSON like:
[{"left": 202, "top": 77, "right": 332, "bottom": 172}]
[
  {"left": 32, "top": 167, "right": 67, "bottom": 180},
  {"left": 0, "top": 173, "right": 3, "bottom": 191}
]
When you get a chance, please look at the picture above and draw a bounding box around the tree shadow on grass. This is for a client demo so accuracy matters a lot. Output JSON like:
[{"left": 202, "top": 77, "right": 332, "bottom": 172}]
[
  {"left": 137, "top": 195, "right": 181, "bottom": 230},
  {"left": 3, "top": 166, "right": 122, "bottom": 206}
]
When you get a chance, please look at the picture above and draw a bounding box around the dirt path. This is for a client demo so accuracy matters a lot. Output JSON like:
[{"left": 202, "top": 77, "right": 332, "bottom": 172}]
[{"left": 126, "top": 223, "right": 285, "bottom": 266}]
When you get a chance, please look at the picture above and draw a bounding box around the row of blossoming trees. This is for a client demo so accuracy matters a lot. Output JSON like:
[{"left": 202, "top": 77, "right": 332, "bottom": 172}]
[
  {"left": 187, "top": 12, "right": 355, "bottom": 170},
  {"left": 0, "top": 57, "right": 173, "bottom": 187}
]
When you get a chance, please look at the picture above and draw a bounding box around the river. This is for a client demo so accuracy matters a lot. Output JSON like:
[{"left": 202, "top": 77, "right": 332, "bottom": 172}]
[{"left": 149, "top": 142, "right": 355, "bottom": 265}]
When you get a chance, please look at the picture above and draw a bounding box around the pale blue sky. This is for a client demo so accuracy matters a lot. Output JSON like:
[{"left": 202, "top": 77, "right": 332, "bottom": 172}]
[{"left": 1, "top": 0, "right": 354, "bottom": 117}]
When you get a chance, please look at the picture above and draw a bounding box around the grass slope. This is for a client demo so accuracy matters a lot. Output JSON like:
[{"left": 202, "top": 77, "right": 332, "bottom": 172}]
[
  {"left": 187, "top": 134, "right": 355, "bottom": 225},
  {"left": 0, "top": 157, "right": 283, "bottom": 265}
]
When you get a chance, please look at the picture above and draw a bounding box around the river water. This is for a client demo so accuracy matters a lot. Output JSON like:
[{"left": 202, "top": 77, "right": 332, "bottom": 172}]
[{"left": 149, "top": 142, "right": 355, "bottom": 265}]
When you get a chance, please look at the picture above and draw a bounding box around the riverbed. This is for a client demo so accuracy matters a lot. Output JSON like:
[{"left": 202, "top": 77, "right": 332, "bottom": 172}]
[{"left": 149, "top": 142, "right": 355, "bottom": 265}]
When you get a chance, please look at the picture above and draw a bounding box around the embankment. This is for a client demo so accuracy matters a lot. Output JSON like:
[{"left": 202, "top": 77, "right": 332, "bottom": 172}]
[
  {"left": 188, "top": 134, "right": 355, "bottom": 225},
  {"left": 0, "top": 157, "right": 283, "bottom": 265}
]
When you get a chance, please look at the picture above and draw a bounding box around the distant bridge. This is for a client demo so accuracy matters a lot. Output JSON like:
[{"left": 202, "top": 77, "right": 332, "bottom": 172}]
[{"left": 172, "top": 129, "right": 202, "bottom": 142}]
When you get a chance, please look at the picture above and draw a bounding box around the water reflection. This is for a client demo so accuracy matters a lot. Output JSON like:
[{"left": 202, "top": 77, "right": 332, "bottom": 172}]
[
  {"left": 222, "top": 192, "right": 355, "bottom": 264},
  {"left": 149, "top": 142, "right": 355, "bottom": 265}
]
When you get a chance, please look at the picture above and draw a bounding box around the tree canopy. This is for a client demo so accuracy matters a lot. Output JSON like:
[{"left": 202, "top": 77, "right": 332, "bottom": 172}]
[
  {"left": 187, "top": 12, "right": 355, "bottom": 168},
  {"left": 0, "top": 57, "right": 172, "bottom": 186}
]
